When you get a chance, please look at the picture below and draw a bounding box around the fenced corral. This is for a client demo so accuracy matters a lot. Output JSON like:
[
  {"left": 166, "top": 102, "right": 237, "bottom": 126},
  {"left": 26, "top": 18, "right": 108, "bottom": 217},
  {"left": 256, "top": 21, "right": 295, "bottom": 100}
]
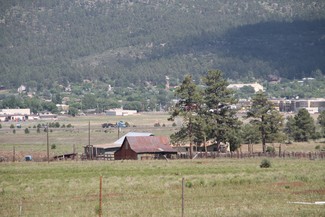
[
  {"left": 178, "top": 151, "right": 325, "bottom": 160},
  {"left": 1, "top": 150, "right": 325, "bottom": 162}
]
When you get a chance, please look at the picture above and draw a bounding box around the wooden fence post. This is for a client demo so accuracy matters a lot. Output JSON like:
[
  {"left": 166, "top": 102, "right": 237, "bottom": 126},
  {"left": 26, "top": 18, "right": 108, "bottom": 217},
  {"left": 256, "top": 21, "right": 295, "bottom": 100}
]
[
  {"left": 99, "top": 176, "right": 102, "bottom": 217},
  {"left": 182, "top": 177, "right": 184, "bottom": 217},
  {"left": 13, "top": 145, "right": 15, "bottom": 162}
]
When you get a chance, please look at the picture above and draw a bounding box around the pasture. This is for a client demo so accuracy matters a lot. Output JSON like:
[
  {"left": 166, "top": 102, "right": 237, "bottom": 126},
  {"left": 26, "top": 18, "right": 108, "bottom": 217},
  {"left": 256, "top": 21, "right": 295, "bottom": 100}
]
[
  {"left": 1, "top": 113, "right": 325, "bottom": 216},
  {"left": 0, "top": 113, "right": 178, "bottom": 160},
  {"left": 0, "top": 159, "right": 325, "bottom": 216},
  {"left": 0, "top": 112, "right": 322, "bottom": 161}
]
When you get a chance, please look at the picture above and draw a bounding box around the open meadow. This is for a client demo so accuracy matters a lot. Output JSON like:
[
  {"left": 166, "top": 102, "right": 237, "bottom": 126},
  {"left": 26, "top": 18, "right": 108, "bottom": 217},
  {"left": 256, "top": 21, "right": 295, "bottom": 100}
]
[
  {"left": 0, "top": 113, "right": 178, "bottom": 160},
  {"left": 1, "top": 113, "right": 325, "bottom": 216},
  {"left": 0, "top": 159, "right": 325, "bottom": 217},
  {"left": 0, "top": 112, "right": 323, "bottom": 161}
]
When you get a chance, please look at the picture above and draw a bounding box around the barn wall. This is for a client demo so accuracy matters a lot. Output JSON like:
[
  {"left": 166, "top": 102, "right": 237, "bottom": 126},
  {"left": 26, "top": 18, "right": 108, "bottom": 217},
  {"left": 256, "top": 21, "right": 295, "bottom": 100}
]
[{"left": 114, "top": 141, "right": 137, "bottom": 160}]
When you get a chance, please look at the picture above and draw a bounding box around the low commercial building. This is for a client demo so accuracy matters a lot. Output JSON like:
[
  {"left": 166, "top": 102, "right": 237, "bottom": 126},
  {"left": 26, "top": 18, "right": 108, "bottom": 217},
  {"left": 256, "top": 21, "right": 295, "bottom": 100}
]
[
  {"left": 278, "top": 98, "right": 325, "bottom": 114},
  {"left": 105, "top": 109, "right": 137, "bottom": 116},
  {"left": 0, "top": 109, "right": 31, "bottom": 121},
  {"left": 227, "top": 83, "right": 264, "bottom": 92}
]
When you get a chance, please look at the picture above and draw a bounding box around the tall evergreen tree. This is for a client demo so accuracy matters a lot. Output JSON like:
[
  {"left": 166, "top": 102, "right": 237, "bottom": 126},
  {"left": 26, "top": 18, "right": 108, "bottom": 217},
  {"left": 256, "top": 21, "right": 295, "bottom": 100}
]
[
  {"left": 284, "top": 116, "right": 296, "bottom": 142},
  {"left": 202, "top": 70, "right": 241, "bottom": 151},
  {"left": 264, "top": 110, "right": 285, "bottom": 143},
  {"left": 293, "top": 108, "right": 316, "bottom": 141},
  {"left": 240, "top": 123, "right": 261, "bottom": 145},
  {"left": 168, "top": 75, "right": 202, "bottom": 158},
  {"left": 246, "top": 91, "right": 283, "bottom": 153},
  {"left": 317, "top": 110, "right": 325, "bottom": 137}
]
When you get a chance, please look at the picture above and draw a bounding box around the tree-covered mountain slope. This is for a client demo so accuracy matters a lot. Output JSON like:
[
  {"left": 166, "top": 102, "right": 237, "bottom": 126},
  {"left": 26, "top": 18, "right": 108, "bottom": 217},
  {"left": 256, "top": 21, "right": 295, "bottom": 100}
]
[{"left": 1, "top": 0, "right": 325, "bottom": 89}]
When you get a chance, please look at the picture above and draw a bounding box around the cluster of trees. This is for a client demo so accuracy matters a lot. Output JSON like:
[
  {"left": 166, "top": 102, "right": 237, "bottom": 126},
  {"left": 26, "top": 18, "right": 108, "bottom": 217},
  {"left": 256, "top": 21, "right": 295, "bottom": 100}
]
[
  {"left": 169, "top": 70, "right": 325, "bottom": 156},
  {"left": 1, "top": 0, "right": 324, "bottom": 92},
  {"left": 0, "top": 95, "right": 58, "bottom": 114},
  {"left": 1, "top": 70, "right": 325, "bottom": 115},
  {"left": 266, "top": 70, "right": 325, "bottom": 99}
]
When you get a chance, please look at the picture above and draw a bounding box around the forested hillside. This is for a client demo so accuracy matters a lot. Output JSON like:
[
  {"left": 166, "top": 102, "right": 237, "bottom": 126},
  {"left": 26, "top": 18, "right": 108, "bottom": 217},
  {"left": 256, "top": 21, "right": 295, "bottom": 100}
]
[{"left": 1, "top": 0, "right": 325, "bottom": 90}]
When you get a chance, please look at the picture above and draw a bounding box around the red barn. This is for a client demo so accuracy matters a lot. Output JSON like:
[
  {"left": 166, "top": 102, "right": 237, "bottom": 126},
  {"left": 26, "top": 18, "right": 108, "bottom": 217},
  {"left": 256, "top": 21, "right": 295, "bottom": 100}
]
[{"left": 114, "top": 136, "right": 177, "bottom": 160}]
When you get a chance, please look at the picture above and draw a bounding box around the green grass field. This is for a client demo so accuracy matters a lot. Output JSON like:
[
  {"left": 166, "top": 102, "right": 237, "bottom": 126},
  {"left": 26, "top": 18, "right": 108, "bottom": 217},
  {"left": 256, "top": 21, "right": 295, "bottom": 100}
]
[
  {"left": 0, "top": 159, "right": 324, "bottom": 217},
  {"left": 1, "top": 114, "right": 325, "bottom": 216}
]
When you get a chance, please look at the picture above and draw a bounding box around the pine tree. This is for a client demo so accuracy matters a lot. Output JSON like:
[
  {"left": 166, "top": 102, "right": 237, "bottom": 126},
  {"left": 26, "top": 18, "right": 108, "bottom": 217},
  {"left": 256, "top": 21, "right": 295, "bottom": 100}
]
[
  {"left": 284, "top": 116, "right": 296, "bottom": 142},
  {"left": 317, "top": 110, "right": 325, "bottom": 137},
  {"left": 246, "top": 91, "right": 283, "bottom": 153},
  {"left": 168, "top": 75, "right": 202, "bottom": 158},
  {"left": 202, "top": 70, "right": 241, "bottom": 151},
  {"left": 293, "top": 108, "right": 316, "bottom": 141}
]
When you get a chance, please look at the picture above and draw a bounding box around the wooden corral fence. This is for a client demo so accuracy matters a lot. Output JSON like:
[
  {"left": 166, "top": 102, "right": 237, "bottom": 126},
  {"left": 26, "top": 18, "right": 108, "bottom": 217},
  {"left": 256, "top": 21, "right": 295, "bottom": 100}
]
[
  {"left": 53, "top": 153, "right": 78, "bottom": 161},
  {"left": 178, "top": 151, "right": 325, "bottom": 160},
  {"left": 96, "top": 153, "right": 114, "bottom": 160}
]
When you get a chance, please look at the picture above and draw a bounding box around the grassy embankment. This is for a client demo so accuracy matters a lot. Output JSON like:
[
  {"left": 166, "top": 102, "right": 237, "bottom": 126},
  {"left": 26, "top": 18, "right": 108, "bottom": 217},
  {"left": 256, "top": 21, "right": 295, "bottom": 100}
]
[{"left": 0, "top": 159, "right": 324, "bottom": 217}]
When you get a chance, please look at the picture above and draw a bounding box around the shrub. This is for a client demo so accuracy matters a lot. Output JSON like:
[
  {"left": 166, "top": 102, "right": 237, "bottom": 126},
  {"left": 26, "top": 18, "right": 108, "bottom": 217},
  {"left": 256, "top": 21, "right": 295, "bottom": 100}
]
[
  {"left": 13, "top": 129, "right": 16, "bottom": 134},
  {"left": 172, "top": 122, "right": 177, "bottom": 127},
  {"left": 10, "top": 124, "right": 15, "bottom": 129},
  {"left": 55, "top": 122, "right": 60, "bottom": 128},
  {"left": 0, "top": 124, "right": 2, "bottom": 128},
  {"left": 37, "top": 127, "right": 41, "bottom": 133},
  {"left": 185, "top": 181, "right": 193, "bottom": 188},
  {"left": 315, "top": 145, "right": 325, "bottom": 151},
  {"left": 67, "top": 123, "right": 72, "bottom": 128},
  {"left": 260, "top": 159, "right": 271, "bottom": 168},
  {"left": 24, "top": 128, "right": 30, "bottom": 134},
  {"left": 51, "top": 144, "right": 56, "bottom": 149},
  {"left": 154, "top": 123, "right": 161, "bottom": 127},
  {"left": 94, "top": 205, "right": 101, "bottom": 215},
  {"left": 266, "top": 146, "right": 275, "bottom": 153}
]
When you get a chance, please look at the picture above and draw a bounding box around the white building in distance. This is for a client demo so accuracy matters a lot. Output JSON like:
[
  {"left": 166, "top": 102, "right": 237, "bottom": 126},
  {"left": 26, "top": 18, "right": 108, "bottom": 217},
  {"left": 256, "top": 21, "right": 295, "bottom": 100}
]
[
  {"left": 227, "top": 82, "right": 264, "bottom": 92},
  {"left": 105, "top": 109, "right": 137, "bottom": 116}
]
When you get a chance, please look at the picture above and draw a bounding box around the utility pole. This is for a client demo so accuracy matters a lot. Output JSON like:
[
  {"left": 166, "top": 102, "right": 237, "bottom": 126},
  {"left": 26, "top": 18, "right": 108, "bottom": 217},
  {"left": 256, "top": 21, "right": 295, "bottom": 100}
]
[
  {"left": 13, "top": 145, "right": 15, "bottom": 162},
  {"left": 47, "top": 123, "right": 49, "bottom": 163},
  {"left": 99, "top": 176, "right": 103, "bottom": 217},
  {"left": 182, "top": 177, "right": 184, "bottom": 217},
  {"left": 189, "top": 115, "right": 193, "bottom": 159},
  {"left": 88, "top": 121, "right": 92, "bottom": 160}
]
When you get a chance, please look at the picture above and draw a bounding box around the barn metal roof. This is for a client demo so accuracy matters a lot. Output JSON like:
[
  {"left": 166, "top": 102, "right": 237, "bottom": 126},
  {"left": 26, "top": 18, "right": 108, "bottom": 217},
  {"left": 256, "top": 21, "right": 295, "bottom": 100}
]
[
  {"left": 114, "top": 132, "right": 154, "bottom": 145},
  {"left": 92, "top": 132, "right": 153, "bottom": 149},
  {"left": 124, "top": 136, "right": 177, "bottom": 153}
]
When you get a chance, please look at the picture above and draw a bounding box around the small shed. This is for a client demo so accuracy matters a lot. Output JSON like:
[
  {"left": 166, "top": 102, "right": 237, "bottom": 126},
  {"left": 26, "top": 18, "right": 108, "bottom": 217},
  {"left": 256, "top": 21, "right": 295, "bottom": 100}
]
[{"left": 114, "top": 136, "right": 177, "bottom": 160}]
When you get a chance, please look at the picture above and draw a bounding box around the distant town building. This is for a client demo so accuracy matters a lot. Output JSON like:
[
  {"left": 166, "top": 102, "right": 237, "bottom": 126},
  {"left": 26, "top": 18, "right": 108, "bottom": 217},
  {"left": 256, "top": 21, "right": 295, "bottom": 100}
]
[
  {"left": 105, "top": 109, "right": 137, "bottom": 116},
  {"left": 0, "top": 109, "right": 31, "bottom": 121},
  {"left": 227, "top": 82, "right": 264, "bottom": 92},
  {"left": 17, "top": 85, "right": 26, "bottom": 94},
  {"left": 56, "top": 104, "right": 70, "bottom": 114},
  {"left": 277, "top": 98, "right": 325, "bottom": 114}
]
